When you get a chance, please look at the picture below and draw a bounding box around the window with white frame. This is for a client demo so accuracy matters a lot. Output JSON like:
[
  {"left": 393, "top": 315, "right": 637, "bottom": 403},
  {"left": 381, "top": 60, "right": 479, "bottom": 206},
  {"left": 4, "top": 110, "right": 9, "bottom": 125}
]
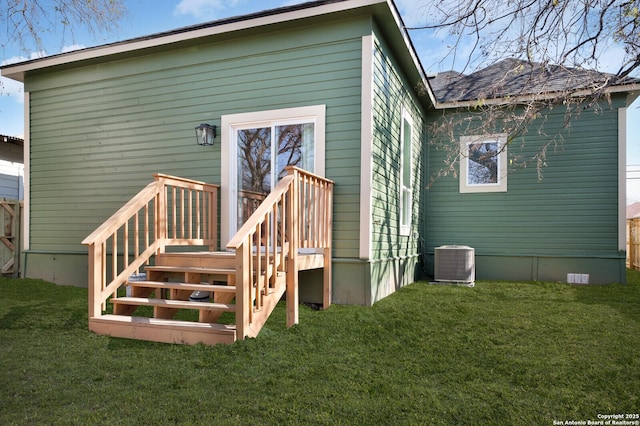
[
  {"left": 459, "top": 134, "right": 508, "bottom": 193},
  {"left": 399, "top": 108, "right": 413, "bottom": 235}
]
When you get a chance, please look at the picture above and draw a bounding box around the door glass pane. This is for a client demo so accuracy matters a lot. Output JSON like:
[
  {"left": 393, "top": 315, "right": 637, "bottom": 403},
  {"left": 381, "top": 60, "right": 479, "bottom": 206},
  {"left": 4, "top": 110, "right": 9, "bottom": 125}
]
[
  {"left": 275, "top": 123, "right": 314, "bottom": 180},
  {"left": 236, "top": 122, "right": 315, "bottom": 230},
  {"left": 237, "top": 127, "right": 271, "bottom": 227}
]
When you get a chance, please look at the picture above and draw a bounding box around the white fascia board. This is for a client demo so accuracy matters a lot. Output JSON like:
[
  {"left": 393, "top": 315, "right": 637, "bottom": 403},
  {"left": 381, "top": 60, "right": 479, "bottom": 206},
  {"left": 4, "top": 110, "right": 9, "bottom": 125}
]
[
  {"left": 383, "top": 1, "right": 436, "bottom": 107},
  {"left": 1, "top": 0, "right": 387, "bottom": 82}
]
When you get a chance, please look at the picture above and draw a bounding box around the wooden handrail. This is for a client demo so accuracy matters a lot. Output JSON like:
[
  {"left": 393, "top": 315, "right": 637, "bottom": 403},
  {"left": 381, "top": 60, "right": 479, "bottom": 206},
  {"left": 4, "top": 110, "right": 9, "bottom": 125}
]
[
  {"left": 83, "top": 168, "right": 333, "bottom": 343},
  {"left": 284, "top": 166, "right": 334, "bottom": 185},
  {"left": 82, "top": 182, "right": 159, "bottom": 246},
  {"left": 228, "top": 167, "right": 333, "bottom": 338},
  {"left": 227, "top": 175, "right": 295, "bottom": 249},
  {"left": 82, "top": 174, "right": 219, "bottom": 318},
  {"left": 227, "top": 167, "right": 333, "bottom": 253}
]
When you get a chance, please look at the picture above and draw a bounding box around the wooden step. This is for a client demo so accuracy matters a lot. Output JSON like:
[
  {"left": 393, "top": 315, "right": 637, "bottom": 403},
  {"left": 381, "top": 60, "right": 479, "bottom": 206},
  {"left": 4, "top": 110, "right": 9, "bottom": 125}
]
[
  {"left": 127, "top": 281, "right": 236, "bottom": 293},
  {"left": 112, "top": 297, "right": 235, "bottom": 312},
  {"left": 89, "top": 314, "right": 237, "bottom": 345},
  {"left": 145, "top": 265, "right": 235, "bottom": 275},
  {"left": 145, "top": 265, "right": 275, "bottom": 279},
  {"left": 157, "top": 251, "right": 237, "bottom": 269}
]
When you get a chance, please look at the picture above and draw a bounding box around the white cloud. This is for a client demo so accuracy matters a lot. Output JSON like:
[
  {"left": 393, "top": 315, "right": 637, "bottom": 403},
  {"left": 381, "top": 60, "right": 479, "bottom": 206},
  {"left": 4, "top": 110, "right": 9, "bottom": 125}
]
[
  {"left": 61, "top": 44, "right": 86, "bottom": 53},
  {"left": 592, "top": 45, "right": 635, "bottom": 75},
  {"left": 0, "top": 77, "right": 24, "bottom": 104},
  {"left": 279, "top": 0, "right": 305, "bottom": 6},
  {"left": 2, "top": 56, "right": 27, "bottom": 66},
  {"left": 0, "top": 48, "right": 74, "bottom": 104},
  {"left": 1, "top": 56, "right": 31, "bottom": 104},
  {"left": 2, "top": 51, "right": 47, "bottom": 65},
  {"left": 173, "top": 0, "right": 245, "bottom": 20}
]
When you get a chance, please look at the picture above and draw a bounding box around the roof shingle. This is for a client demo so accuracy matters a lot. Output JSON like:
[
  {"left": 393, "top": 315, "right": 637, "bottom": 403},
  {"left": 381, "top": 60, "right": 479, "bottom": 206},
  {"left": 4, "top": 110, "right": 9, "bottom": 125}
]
[{"left": 429, "top": 58, "right": 640, "bottom": 104}]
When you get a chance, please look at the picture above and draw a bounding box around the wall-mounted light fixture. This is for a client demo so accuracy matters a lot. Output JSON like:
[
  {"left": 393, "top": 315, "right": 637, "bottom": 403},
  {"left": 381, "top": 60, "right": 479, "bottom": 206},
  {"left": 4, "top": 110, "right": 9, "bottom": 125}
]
[{"left": 195, "top": 123, "right": 216, "bottom": 146}]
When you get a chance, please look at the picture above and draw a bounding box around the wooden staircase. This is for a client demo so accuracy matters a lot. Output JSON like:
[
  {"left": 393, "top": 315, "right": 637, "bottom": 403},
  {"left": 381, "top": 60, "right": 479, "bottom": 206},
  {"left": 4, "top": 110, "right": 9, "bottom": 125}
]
[
  {"left": 82, "top": 168, "right": 333, "bottom": 346},
  {"left": 90, "top": 251, "right": 285, "bottom": 345}
]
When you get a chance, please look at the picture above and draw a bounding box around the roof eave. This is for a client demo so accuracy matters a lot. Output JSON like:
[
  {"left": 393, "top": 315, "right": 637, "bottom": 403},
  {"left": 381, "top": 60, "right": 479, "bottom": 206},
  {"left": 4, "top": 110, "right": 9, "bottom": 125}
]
[
  {"left": 434, "top": 82, "right": 640, "bottom": 109},
  {"left": 1, "top": 0, "right": 385, "bottom": 82},
  {"left": 383, "top": 2, "right": 436, "bottom": 107},
  {"left": 1, "top": 0, "right": 436, "bottom": 108}
]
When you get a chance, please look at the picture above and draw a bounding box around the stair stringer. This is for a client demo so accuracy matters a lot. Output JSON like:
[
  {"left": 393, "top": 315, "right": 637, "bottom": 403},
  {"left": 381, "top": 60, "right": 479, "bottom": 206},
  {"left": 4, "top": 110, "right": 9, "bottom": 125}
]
[{"left": 245, "top": 277, "right": 287, "bottom": 338}]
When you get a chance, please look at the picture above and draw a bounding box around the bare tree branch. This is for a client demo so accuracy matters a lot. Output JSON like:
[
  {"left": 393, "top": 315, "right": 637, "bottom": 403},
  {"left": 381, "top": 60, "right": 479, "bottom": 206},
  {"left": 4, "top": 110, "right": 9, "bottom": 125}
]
[
  {"left": 2, "top": 0, "right": 126, "bottom": 54},
  {"left": 409, "top": 0, "right": 639, "bottom": 181}
]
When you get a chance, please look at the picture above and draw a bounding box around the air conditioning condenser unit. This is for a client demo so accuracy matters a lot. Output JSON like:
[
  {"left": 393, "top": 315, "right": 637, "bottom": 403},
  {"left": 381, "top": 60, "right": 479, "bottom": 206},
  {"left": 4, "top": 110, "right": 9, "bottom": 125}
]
[{"left": 434, "top": 245, "right": 475, "bottom": 285}]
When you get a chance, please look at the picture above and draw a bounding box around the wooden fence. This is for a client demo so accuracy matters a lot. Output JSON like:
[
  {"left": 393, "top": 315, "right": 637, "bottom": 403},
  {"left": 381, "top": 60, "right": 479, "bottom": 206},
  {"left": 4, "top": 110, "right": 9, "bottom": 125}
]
[
  {"left": 0, "top": 200, "right": 21, "bottom": 276},
  {"left": 628, "top": 218, "right": 640, "bottom": 271}
]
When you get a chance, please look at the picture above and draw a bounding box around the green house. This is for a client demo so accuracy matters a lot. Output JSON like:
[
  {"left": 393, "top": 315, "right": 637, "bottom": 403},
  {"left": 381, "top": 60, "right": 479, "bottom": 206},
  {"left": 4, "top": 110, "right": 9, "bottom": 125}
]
[
  {"left": 1, "top": 0, "right": 638, "bottom": 313},
  {"left": 427, "top": 60, "right": 639, "bottom": 285}
]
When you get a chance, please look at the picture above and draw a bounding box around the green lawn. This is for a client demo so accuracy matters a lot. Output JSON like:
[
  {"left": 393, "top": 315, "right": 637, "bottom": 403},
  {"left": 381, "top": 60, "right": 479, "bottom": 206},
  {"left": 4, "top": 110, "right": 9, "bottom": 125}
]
[{"left": 1, "top": 272, "right": 639, "bottom": 425}]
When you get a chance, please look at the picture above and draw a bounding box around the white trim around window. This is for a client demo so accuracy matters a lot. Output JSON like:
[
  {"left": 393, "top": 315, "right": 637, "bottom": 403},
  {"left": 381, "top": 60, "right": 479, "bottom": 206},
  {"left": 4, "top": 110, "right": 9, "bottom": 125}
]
[
  {"left": 399, "top": 107, "right": 413, "bottom": 236},
  {"left": 459, "top": 133, "right": 508, "bottom": 193},
  {"left": 220, "top": 104, "right": 326, "bottom": 246}
]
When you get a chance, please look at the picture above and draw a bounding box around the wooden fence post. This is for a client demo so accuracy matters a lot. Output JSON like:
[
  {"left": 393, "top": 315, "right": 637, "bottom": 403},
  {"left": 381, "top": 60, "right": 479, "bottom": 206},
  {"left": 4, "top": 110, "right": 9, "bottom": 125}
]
[
  {"left": 630, "top": 219, "right": 640, "bottom": 271},
  {"left": 0, "top": 201, "right": 20, "bottom": 276}
]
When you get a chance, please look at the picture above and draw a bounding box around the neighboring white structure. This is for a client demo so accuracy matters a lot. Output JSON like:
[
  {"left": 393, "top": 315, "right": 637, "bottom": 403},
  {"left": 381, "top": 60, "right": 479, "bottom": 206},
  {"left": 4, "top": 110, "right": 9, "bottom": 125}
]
[
  {"left": 0, "top": 135, "right": 24, "bottom": 201},
  {"left": 0, "top": 160, "right": 24, "bottom": 200}
]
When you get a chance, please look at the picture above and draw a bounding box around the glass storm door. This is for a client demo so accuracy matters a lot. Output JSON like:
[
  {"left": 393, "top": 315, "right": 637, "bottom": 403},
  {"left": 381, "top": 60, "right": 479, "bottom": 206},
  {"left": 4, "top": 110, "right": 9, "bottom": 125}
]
[{"left": 235, "top": 122, "right": 315, "bottom": 229}]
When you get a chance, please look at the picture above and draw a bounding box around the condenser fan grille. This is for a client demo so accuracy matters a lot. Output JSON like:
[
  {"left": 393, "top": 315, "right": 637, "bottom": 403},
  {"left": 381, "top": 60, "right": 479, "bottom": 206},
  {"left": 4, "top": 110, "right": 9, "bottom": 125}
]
[{"left": 434, "top": 245, "right": 475, "bottom": 283}]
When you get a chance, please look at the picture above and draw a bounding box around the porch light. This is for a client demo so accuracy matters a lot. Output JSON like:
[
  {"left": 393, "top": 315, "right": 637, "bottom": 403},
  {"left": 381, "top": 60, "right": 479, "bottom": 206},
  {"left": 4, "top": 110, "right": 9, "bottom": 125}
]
[{"left": 195, "top": 123, "right": 216, "bottom": 146}]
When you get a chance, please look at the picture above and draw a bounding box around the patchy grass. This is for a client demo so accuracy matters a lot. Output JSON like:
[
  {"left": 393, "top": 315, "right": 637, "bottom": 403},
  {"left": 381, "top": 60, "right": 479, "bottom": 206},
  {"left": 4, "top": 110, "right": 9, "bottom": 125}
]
[{"left": 1, "top": 272, "right": 639, "bottom": 425}]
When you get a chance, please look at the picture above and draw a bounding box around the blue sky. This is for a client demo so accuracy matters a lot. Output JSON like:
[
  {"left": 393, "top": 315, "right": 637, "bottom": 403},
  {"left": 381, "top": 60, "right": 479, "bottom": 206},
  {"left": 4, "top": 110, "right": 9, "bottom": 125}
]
[{"left": 1, "top": 0, "right": 639, "bottom": 203}]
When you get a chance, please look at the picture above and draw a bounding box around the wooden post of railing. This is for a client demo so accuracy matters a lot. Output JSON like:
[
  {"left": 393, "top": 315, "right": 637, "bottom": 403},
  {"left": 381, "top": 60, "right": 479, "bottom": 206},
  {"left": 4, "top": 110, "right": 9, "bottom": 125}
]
[
  {"left": 87, "top": 242, "right": 102, "bottom": 319},
  {"left": 323, "top": 178, "right": 333, "bottom": 309},
  {"left": 286, "top": 169, "right": 300, "bottom": 327},
  {"left": 236, "top": 244, "right": 251, "bottom": 339},
  {"left": 156, "top": 177, "right": 167, "bottom": 254},
  {"left": 209, "top": 188, "right": 217, "bottom": 251}
]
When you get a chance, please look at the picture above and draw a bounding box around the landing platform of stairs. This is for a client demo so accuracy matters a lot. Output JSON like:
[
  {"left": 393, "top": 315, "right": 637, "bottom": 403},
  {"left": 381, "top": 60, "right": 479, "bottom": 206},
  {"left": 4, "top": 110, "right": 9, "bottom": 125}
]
[{"left": 160, "top": 249, "right": 326, "bottom": 271}]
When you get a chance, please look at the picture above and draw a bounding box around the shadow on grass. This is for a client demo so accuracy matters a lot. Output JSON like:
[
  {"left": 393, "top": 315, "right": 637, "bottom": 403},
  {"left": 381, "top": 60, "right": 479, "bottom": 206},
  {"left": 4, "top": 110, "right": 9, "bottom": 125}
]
[
  {"left": 572, "top": 269, "right": 640, "bottom": 321},
  {"left": 0, "top": 277, "right": 90, "bottom": 333},
  {"left": 0, "top": 302, "right": 50, "bottom": 330}
]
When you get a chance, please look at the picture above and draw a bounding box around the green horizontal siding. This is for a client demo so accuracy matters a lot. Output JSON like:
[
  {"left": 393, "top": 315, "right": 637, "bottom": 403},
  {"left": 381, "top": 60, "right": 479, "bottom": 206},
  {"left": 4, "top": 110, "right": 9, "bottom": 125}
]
[
  {"left": 426, "top": 98, "right": 624, "bottom": 260},
  {"left": 369, "top": 35, "right": 426, "bottom": 265},
  {"left": 26, "top": 17, "right": 370, "bottom": 255}
]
